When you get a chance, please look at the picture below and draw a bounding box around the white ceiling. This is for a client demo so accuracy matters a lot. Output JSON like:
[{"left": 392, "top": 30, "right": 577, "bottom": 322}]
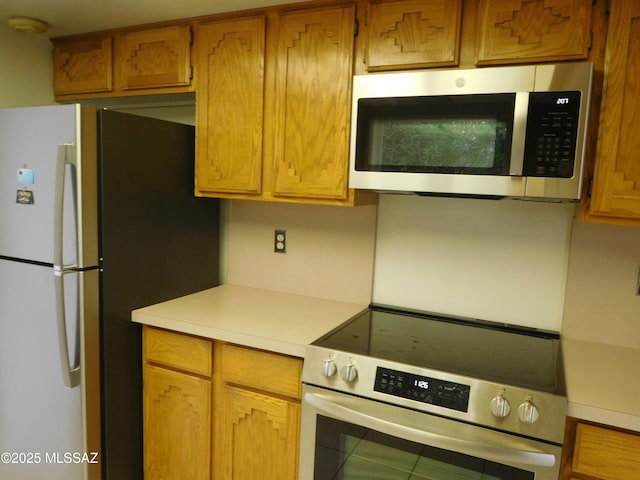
[{"left": 0, "top": 0, "right": 300, "bottom": 37}]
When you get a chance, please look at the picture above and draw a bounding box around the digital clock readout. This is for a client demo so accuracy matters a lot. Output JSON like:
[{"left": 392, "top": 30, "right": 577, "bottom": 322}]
[
  {"left": 374, "top": 367, "right": 470, "bottom": 412},
  {"left": 414, "top": 379, "right": 429, "bottom": 390}
]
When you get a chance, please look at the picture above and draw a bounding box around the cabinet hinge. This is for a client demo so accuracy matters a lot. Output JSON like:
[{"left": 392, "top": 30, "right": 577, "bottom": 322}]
[
  {"left": 588, "top": 31, "right": 593, "bottom": 50},
  {"left": 354, "top": 18, "right": 359, "bottom": 37},
  {"left": 588, "top": 177, "right": 593, "bottom": 197},
  {"left": 190, "top": 65, "right": 194, "bottom": 81},
  {"left": 189, "top": 26, "right": 194, "bottom": 45}
]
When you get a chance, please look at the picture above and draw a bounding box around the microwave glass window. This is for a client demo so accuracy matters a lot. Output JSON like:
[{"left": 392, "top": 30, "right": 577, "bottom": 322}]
[
  {"left": 375, "top": 118, "right": 506, "bottom": 169},
  {"left": 355, "top": 94, "right": 516, "bottom": 175},
  {"left": 314, "top": 415, "right": 535, "bottom": 479}
]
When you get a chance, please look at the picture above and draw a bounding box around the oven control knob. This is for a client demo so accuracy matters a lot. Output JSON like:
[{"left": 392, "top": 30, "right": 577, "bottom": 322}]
[
  {"left": 490, "top": 392, "right": 511, "bottom": 418},
  {"left": 322, "top": 358, "right": 337, "bottom": 378},
  {"left": 518, "top": 399, "right": 540, "bottom": 424},
  {"left": 340, "top": 363, "right": 358, "bottom": 383}
]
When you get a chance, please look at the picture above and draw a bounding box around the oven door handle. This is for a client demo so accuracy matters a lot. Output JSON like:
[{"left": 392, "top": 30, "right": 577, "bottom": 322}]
[{"left": 304, "top": 391, "right": 556, "bottom": 468}]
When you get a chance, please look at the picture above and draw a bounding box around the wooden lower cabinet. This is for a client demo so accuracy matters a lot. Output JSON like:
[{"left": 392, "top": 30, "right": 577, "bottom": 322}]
[
  {"left": 217, "top": 385, "right": 300, "bottom": 479},
  {"left": 143, "top": 326, "right": 213, "bottom": 480},
  {"left": 214, "top": 343, "right": 303, "bottom": 480},
  {"left": 142, "top": 327, "right": 302, "bottom": 480},
  {"left": 144, "top": 364, "right": 212, "bottom": 480},
  {"left": 561, "top": 417, "right": 640, "bottom": 480}
]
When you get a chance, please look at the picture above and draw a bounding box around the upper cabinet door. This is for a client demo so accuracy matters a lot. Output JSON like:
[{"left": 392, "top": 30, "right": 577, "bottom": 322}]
[
  {"left": 53, "top": 36, "right": 113, "bottom": 95},
  {"left": 116, "top": 25, "right": 192, "bottom": 90},
  {"left": 272, "top": 5, "right": 355, "bottom": 200},
  {"left": 588, "top": 0, "right": 640, "bottom": 224},
  {"left": 195, "top": 16, "right": 266, "bottom": 195},
  {"left": 366, "top": 0, "right": 461, "bottom": 71},
  {"left": 476, "top": 0, "right": 592, "bottom": 65}
]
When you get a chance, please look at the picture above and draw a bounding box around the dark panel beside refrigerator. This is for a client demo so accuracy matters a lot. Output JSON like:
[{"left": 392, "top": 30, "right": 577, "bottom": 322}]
[{"left": 97, "top": 110, "right": 219, "bottom": 480}]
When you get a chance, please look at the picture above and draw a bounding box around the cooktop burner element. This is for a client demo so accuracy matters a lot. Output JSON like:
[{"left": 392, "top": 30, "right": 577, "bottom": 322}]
[{"left": 303, "top": 304, "right": 567, "bottom": 445}]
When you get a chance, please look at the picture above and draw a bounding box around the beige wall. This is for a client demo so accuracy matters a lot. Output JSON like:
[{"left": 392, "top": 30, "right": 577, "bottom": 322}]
[
  {"left": 222, "top": 195, "right": 640, "bottom": 348},
  {"left": 223, "top": 200, "right": 377, "bottom": 305},
  {"left": 562, "top": 220, "right": 640, "bottom": 348},
  {"left": 0, "top": 28, "right": 55, "bottom": 107},
  {"left": 373, "top": 194, "right": 577, "bottom": 331}
]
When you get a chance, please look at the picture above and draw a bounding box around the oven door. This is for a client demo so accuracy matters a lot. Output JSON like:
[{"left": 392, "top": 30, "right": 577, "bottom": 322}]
[{"left": 299, "top": 384, "right": 561, "bottom": 480}]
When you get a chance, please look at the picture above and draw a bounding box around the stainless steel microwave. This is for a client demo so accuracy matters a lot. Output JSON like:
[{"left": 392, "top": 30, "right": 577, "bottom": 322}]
[{"left": 349, "top": 62, "right": 594, "bottom": 201}]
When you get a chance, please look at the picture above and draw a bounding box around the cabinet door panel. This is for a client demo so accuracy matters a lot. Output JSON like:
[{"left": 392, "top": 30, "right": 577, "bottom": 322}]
[
  {"left": 573, "top": 423, "right": 640, "bottom": 479},
  {"left": 117, "top": 25, "right": 192, "bottom": 90},
  {"left": 590, "top": 0, "right": 640, "bottom": 221},
  {"left": 53, "top": 37, "right": 113, "bottom": 95},
  {"left": 143, "top": 365, "right": 211, "bottom": 480},
  {"left": 476, "top": 0, "right": 592, "bottom": 64},
  {"left": 220, "top": 385, "right": 300, "bottom": 479},
  {"left": 367, "top": 0, "right": 461, "bottom": 70},
  {"left": 272, "top": 6, "right": 354, "bottom": 199},
  {"left": 195, "top": 17, "right": 265, "bottom": 195}
]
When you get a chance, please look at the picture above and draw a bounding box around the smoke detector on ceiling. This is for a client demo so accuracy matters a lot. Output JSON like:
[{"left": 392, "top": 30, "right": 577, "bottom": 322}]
[{"left": 8, "top": 16, "right": 49, "bottom": 34}]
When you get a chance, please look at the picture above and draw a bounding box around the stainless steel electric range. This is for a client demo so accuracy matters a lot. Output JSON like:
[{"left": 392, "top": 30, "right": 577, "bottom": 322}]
[{"left": 299, "top": 305, "right": 567, "bottom": 480}]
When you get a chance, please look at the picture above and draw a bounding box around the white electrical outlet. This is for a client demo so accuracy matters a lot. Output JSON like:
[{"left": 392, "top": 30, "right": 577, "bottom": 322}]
[{"left": 274, "top": 229, "right": 287, "bottom": 253}]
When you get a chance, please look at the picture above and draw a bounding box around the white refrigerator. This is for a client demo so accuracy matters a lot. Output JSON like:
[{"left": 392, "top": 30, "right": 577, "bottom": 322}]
[{"left": 0, "top": 104, "right": 220, "bottom": 480}]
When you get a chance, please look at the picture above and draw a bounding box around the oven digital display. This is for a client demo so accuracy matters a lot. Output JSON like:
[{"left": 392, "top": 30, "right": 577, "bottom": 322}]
[{"left": 374, "top": 367, "right": 470, "bottom": 413}]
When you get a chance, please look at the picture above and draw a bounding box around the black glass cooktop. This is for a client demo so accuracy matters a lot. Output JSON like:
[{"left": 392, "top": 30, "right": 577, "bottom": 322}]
[{"left": 312, "top": 305, "right": 564, "bottom": 394}]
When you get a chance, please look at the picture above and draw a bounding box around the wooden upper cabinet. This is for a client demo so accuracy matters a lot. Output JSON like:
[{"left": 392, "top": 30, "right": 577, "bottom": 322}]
[
  {"left": 194, "top": 16, "right": 266, "bottom": 196},
  {"left": 53, "top": 36, "right": 113, "bottom": 95},
  {"left": 272, "top": 5, "right": 355, "bottom": 200},
  {"left": 588, "top": 0, "right": 640, "bottom": 224},
  {"left": 476, "top": 0, "right": 592, "bottom": 65},
  {"left": 116, "top": 25, "right": 192, "bottom": 90},
  {"left": 366, "top": 0, "right": 461, "bottom": 71},
  {"left": 52, "top": 23, "right": 193, "bottom": 99}
]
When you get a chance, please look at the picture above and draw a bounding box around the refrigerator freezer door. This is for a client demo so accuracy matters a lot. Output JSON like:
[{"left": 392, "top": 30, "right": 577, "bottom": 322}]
[
  {"left": 0, "top": 259, "right": 84, "bottom": 480},
  {"left": 0, "top": 105, "right": 78, "bottom": 265}
]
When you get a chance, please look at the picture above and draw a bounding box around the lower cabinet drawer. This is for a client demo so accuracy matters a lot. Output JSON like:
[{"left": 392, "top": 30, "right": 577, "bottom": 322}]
[
  {"left": 221, "top": 343, "right": 302, "bottom": 399},
  {"left": 143, "top": 326, "right": 212, "bottom": 377}
]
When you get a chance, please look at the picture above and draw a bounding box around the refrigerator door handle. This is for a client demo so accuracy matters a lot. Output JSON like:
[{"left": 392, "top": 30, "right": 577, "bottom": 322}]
[
  {"left": 53, "top": 143, "right": 77, "bottom": 270},
  {"left": 54, "top": 270, "right": 81, "bottom": 388},
  {"left": 54, "top": 143, "right": 81, "bottom": 389}
]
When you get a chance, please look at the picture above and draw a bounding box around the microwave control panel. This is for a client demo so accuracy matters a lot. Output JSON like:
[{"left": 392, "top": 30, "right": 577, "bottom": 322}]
[
  {"left": 374, "top": 367, "right": 470, "bottom": 413},
  {"left": 523, "top": 90, "right": 582, "bottom": 179}
]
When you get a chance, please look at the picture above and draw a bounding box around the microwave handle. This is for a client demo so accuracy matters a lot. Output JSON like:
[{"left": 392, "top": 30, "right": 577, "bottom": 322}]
[
  {"left": 304, "top": 391, "right": 555, "bottom": 468},
  {"left": 510, "top": 92, "right": 529, "bottom": 176}
]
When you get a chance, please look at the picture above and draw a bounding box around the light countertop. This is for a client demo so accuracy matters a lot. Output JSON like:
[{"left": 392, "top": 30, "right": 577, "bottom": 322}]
[
  {"left": 132, "top": 284, "right": 640, "bottom": 432},
  {"left": 562, "top": 338, "right": 640, "bottom": 432},
  {"left": 131, "top": 284, "right": 367, "bottom": 358}
]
